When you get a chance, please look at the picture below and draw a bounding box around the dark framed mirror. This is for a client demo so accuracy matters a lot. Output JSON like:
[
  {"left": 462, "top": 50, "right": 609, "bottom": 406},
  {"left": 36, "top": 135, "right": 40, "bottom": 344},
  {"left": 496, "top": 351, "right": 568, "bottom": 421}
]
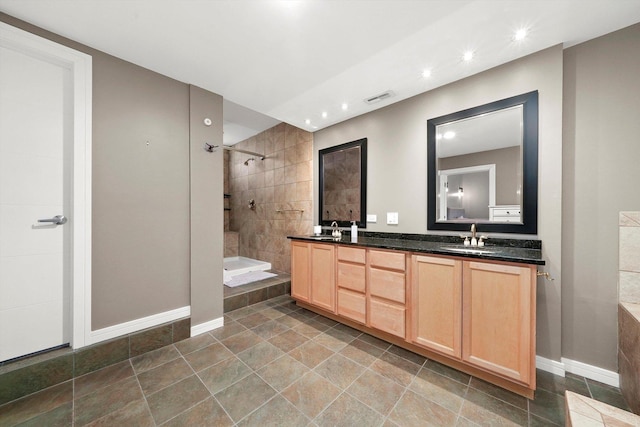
[
  {"left": 427, "top": 91, "right": 538, "bottom": 234},
  {"left": 319, "top": 138, "right": 367, "bottom": 228}
]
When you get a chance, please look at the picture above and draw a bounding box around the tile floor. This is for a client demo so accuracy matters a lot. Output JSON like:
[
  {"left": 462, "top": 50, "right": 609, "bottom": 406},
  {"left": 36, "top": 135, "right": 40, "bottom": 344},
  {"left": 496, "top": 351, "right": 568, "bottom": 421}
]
[{"left": 0, "top": 295, "right": 631, "bottom": 426}]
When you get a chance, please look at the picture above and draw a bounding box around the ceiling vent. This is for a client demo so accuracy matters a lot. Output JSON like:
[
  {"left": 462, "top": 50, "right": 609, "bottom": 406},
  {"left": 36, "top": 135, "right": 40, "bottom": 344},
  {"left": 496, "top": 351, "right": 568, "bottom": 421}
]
[{"left": 364, "top": 90, "right": 395, "bottom": 105}]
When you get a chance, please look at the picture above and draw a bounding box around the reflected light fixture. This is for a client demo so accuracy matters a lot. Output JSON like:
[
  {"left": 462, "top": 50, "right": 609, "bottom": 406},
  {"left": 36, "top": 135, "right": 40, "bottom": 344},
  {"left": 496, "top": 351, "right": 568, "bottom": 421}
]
[
  {"left": 463, "top": 51, "right": 474, "bottom": 61},
  {"left": 458, "top": 186, "right": 464, "bottom": 198},
  {"left": 443, "top": 131, "right": 456, "bottom": 139}
]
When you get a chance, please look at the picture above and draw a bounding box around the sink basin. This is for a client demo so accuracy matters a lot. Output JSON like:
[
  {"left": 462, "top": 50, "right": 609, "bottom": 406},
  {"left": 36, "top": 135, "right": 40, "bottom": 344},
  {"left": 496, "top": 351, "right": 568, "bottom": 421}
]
[
  {"left": 441, "top": 246, "right": 495, "bottom": 255},
  {"left": 307, "top": 235, "right": 338, "bottom": 240}
]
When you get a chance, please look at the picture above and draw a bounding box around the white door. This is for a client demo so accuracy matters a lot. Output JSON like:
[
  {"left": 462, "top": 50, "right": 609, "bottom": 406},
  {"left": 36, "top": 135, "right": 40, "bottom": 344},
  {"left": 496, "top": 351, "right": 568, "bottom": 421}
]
[{"left": 0, "top": 37, "right": 72, "bottom": 361}]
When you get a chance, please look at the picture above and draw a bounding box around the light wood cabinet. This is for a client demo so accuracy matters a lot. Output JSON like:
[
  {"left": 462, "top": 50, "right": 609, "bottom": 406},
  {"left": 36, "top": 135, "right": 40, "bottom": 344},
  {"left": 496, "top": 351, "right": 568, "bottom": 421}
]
[
  {"left": 410, "top": 256, "right": 536, "bottom": 384},
  {"left": 462, "top": 261, "right": 536, "bottom": 384},
  {"left": 368, "top": 249, "right": 407, "bottom": 338},
  {"left": 291, "top": 241, "right": 335, "bottom": 312},
  {"left": 337, "top": 246, "right": 366, "bottom": 323},
  {"left": 310, "top": 244, "right": 336, "bottom": 312},
  {"left": 410, "top": 255, "right": 462, "bottom": 358},
  {"left": 291, "top": 241, "right": 311, "bottom": 302},
  {"left": 290, "top": 239, "right": 538, "bottom": 398},
  {"left": 335, "top": 247, "right": 408, "bottom": 336}
]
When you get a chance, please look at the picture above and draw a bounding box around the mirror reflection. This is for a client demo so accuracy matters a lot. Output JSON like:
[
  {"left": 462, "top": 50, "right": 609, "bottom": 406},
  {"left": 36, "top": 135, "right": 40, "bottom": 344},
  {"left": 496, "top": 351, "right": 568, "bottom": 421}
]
[
  {"left": 427, "top": 91, "right": 538, "bottom": 234},
  {"left": 436, "top": 105, "right": 522, "bottom": 223},
  {"left": 319, "top": 138, "right": 367, "bottom": 227}
]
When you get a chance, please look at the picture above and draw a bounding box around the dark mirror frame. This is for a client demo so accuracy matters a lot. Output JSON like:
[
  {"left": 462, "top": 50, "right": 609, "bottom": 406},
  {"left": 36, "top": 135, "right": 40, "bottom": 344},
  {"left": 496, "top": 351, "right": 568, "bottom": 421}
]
[
  {"left": 427, "top": 91, "right": 539, "bottom": 234},
  {"left": 319, "top": 138, "right": 367, "bottom": 228}
]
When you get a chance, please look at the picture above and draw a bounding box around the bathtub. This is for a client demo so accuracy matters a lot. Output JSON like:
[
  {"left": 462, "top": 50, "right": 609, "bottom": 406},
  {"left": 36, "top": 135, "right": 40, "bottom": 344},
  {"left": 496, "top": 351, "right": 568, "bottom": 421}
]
[{"left": 223, "top": 256, "right": 272, "bottom": 281}]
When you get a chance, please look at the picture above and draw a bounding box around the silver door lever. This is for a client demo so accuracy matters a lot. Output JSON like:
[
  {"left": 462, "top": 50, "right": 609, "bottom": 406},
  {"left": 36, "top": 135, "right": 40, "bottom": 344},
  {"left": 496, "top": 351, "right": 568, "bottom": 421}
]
[{"left": 38, "top": 215, "right": 67, "bottom": 225}]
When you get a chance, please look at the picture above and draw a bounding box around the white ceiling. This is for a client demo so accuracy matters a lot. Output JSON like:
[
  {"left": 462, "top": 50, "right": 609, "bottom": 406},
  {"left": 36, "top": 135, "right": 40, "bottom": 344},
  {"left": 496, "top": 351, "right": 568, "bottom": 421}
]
[
  {"left": 2, "top": 0, "right": 640, "bottom": 145},
  {"left": 437, "top": 105, "right": 523, "bottom": 158}
]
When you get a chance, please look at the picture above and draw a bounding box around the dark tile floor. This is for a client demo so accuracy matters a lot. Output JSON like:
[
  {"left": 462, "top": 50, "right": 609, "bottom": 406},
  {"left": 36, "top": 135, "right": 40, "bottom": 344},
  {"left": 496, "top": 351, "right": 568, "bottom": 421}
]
[{"left": 0, "top": 295, "right": 631, "bottom": 426}]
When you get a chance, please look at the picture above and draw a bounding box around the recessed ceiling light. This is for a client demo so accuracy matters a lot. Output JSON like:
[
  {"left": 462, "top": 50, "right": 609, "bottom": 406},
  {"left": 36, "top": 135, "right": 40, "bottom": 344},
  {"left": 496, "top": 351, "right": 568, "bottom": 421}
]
[
  {"left": 305, "top": 119, "right": 311, "bottom": 125},
  {"left": 421, "top": 69, "right": 432, "bottom": 78},
  {"left": 341, "top": 103, "right": 348, "bottom": 111},
  {"left": 463, "top": 51, "right": 474, "bottom": 62},
  {"left": 322, "top": 111, "right": 328, "bottom": 119},
  {"left": 514, "top": 28, "right": 527, "bottom": 41}
]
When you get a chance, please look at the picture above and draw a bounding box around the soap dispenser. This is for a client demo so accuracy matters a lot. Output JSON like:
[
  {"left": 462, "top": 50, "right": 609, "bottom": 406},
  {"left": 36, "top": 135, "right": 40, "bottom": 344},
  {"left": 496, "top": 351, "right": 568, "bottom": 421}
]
[{"left": 351, "top": 221, "right": 358, "bottom": 242}]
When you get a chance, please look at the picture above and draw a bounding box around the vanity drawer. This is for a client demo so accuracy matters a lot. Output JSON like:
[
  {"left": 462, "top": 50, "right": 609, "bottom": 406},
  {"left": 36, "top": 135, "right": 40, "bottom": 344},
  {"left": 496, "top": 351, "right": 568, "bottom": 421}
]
[
  {"left": 369, "top": 268, "right": 405, "bottom": 303},
  {"left": 368, "top": 250, "right": 406, "bottom": 271},
  {"left": 337, "top": 288, "right": 366, "bottom": 324},
  {"left": 369, "top": 298, "right": 405, "bottom": 338},
  {"left": 338, "top": 246, "right": 366, "bottom": 264},
  {"left": 337, "top": 262, "right": 366, "bottom": 292}
]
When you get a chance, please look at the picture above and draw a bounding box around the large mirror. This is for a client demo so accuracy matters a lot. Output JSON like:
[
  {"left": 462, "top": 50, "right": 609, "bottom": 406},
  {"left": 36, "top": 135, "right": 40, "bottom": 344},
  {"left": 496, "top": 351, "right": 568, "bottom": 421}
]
[
  {"left": 319, "top": 138, "right": 367, "bottom": 228},
  {"left": 427, "top": 91, "right": 538, "bottom": 234}
]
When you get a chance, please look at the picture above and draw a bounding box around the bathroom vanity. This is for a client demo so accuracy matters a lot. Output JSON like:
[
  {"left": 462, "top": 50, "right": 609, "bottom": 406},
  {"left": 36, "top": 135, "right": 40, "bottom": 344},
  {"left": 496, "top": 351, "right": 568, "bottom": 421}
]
[{"left": 288, "top": 233, "right": 544, "bottom": 398}]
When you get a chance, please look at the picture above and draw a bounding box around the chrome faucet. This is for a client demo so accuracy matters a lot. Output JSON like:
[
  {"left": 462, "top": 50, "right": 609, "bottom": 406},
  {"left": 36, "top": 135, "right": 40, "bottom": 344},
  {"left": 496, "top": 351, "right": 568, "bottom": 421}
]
[
  {"left": 470, "top": 223, "right": 477, "bottom": 239},
  {"left": 331, "top": 221, "right": 341, "bottom": 238}
]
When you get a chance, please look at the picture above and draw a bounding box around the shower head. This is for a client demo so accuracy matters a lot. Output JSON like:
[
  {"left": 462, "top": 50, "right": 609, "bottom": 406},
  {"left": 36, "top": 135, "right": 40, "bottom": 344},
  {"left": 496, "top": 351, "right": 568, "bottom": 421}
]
[{"left": 244, "top": 158, "right": 255, "bottom": 166}]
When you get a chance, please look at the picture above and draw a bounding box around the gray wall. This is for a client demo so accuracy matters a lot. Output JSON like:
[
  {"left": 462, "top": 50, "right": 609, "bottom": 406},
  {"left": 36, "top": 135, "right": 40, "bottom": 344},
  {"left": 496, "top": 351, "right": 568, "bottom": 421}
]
[
  {"left": 314, "top": 46, "right": 564, "bottom": 363},
  {"left": 91, "top": 52, "right": 191, "bottom": 329},
  {"left": 190, "top": 86, "right": 224, "bottom": 327},
  {"left": 0, "top": 13, "right": 224, "bottom": 331},
  {"left": 439, "top": 146, "right": 521, "bottom": 206},
  {"left": 563, "top": 23, "right": 640, "bottom": 370}
]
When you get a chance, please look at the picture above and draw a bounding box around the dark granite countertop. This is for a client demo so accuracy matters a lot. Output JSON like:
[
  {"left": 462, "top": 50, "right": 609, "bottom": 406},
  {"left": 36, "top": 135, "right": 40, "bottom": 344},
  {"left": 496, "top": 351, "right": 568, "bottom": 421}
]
[{"left": 288, "top": 231, "right": 545, "bottom": 266}]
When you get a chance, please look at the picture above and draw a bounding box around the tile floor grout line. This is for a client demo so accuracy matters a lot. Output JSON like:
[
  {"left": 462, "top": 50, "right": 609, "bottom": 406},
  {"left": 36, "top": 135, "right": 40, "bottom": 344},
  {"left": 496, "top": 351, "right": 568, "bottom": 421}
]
[
  {"left": 3, "top": 295, "right": 630, "bottom": 426},
  {"left": 381, "top": 381, "right": 411, "bottom": 426},
  {"left": 155, "top": 373, "right": 223, "bottom": 426},
  {"left": 127, "top": 362, "right": 155, "bottom": 427}
]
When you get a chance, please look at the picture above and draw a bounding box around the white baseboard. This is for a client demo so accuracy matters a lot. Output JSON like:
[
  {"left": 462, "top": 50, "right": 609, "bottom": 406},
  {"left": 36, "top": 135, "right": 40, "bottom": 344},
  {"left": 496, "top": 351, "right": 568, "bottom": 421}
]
[
  {"left": 191, "top": 316, "right": 224, "bottom": 337},
  {"left": 536, "top": 355, "right": 566, "bottom": 377},
  {"left": 536, "top": 355, "right": 620, "bottom": 387},
  {"left": 88, "top": 306, "right": 191, "bottom": 346},
  {"left": 562, "top": 357, "right": 620, "bottom": 388}
]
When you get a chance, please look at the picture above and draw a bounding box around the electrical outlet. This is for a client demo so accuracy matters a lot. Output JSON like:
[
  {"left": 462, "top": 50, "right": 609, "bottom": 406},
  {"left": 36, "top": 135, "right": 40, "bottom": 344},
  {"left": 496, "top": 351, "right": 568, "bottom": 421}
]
[
  {"left": 367, "top": 214, "right": 377, "bottom": 223},
  {"left": 387, "top": 212, "right": 399, "bottom": 225}
]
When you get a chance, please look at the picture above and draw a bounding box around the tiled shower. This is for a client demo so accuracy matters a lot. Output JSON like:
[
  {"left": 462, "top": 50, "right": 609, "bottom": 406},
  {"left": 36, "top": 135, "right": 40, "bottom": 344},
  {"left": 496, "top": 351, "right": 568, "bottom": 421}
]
[
  {"left": 225, "top": 123, "right": 314, "bottom": 273},
  {"left": 618, "top": 211, "right": 640, "bottom": 414}
]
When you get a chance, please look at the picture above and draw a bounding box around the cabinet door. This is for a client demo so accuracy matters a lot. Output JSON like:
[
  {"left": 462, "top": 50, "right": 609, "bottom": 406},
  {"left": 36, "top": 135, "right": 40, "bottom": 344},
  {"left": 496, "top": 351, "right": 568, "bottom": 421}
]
[
  {"left": 411, "top": 255, "right": 462, "bottom": 358},
  {"left": 310, "top": 244, "right": 336, "bottom": 312},
  {"left": 291, "top": 241, "right": 310, "bottom": 302},
  {"left": 462, "top": 261, "right": 535, "bottom": 384}
]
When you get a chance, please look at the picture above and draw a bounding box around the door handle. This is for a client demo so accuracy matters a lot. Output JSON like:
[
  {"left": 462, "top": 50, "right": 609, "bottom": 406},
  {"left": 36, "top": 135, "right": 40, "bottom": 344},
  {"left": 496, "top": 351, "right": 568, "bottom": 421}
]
[{"left": 38, "top": 215, "right": 67, "bottom": 225}]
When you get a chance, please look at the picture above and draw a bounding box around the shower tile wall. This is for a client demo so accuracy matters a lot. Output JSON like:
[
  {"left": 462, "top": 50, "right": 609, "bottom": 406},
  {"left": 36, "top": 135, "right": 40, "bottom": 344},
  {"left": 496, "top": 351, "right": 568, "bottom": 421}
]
[
  {"left": 618, "top": 211, "right": 640, "bottom": 414},
  {"left": 227, "top": 123, "right": 313, "bottom": 272}
]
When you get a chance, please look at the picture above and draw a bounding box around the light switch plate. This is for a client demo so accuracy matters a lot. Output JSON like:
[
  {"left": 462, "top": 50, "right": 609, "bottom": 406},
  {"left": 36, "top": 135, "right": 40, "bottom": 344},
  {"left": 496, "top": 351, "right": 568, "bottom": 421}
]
[
  {"left": 387, "top": 212, "right": 399, "bottom": 225},
  {"left": 367, "top": 214, "right": 377, "bottom": 223}
]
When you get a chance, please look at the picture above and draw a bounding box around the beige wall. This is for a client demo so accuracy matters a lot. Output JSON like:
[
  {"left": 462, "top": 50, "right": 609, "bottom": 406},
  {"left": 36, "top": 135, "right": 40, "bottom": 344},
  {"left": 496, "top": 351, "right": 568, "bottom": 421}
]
[
  {"left": 228, "top": 123, "right": 313, "bottom": 273},
  {"left": 563, "top": 23, "right": 640, "bottom": 370},
  {"left": 0, "top": 14, "right": 223, "bottom": 331},
  {"left": 314, "top": 46, "right": 564, "bottom": 362}
]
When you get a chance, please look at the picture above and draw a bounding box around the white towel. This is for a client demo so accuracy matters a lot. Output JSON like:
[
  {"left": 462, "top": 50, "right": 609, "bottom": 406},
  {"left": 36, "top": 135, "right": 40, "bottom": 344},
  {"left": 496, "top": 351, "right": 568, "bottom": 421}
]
[{"left": 224, "top": 271, "right": 277, "bottom": 287}]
